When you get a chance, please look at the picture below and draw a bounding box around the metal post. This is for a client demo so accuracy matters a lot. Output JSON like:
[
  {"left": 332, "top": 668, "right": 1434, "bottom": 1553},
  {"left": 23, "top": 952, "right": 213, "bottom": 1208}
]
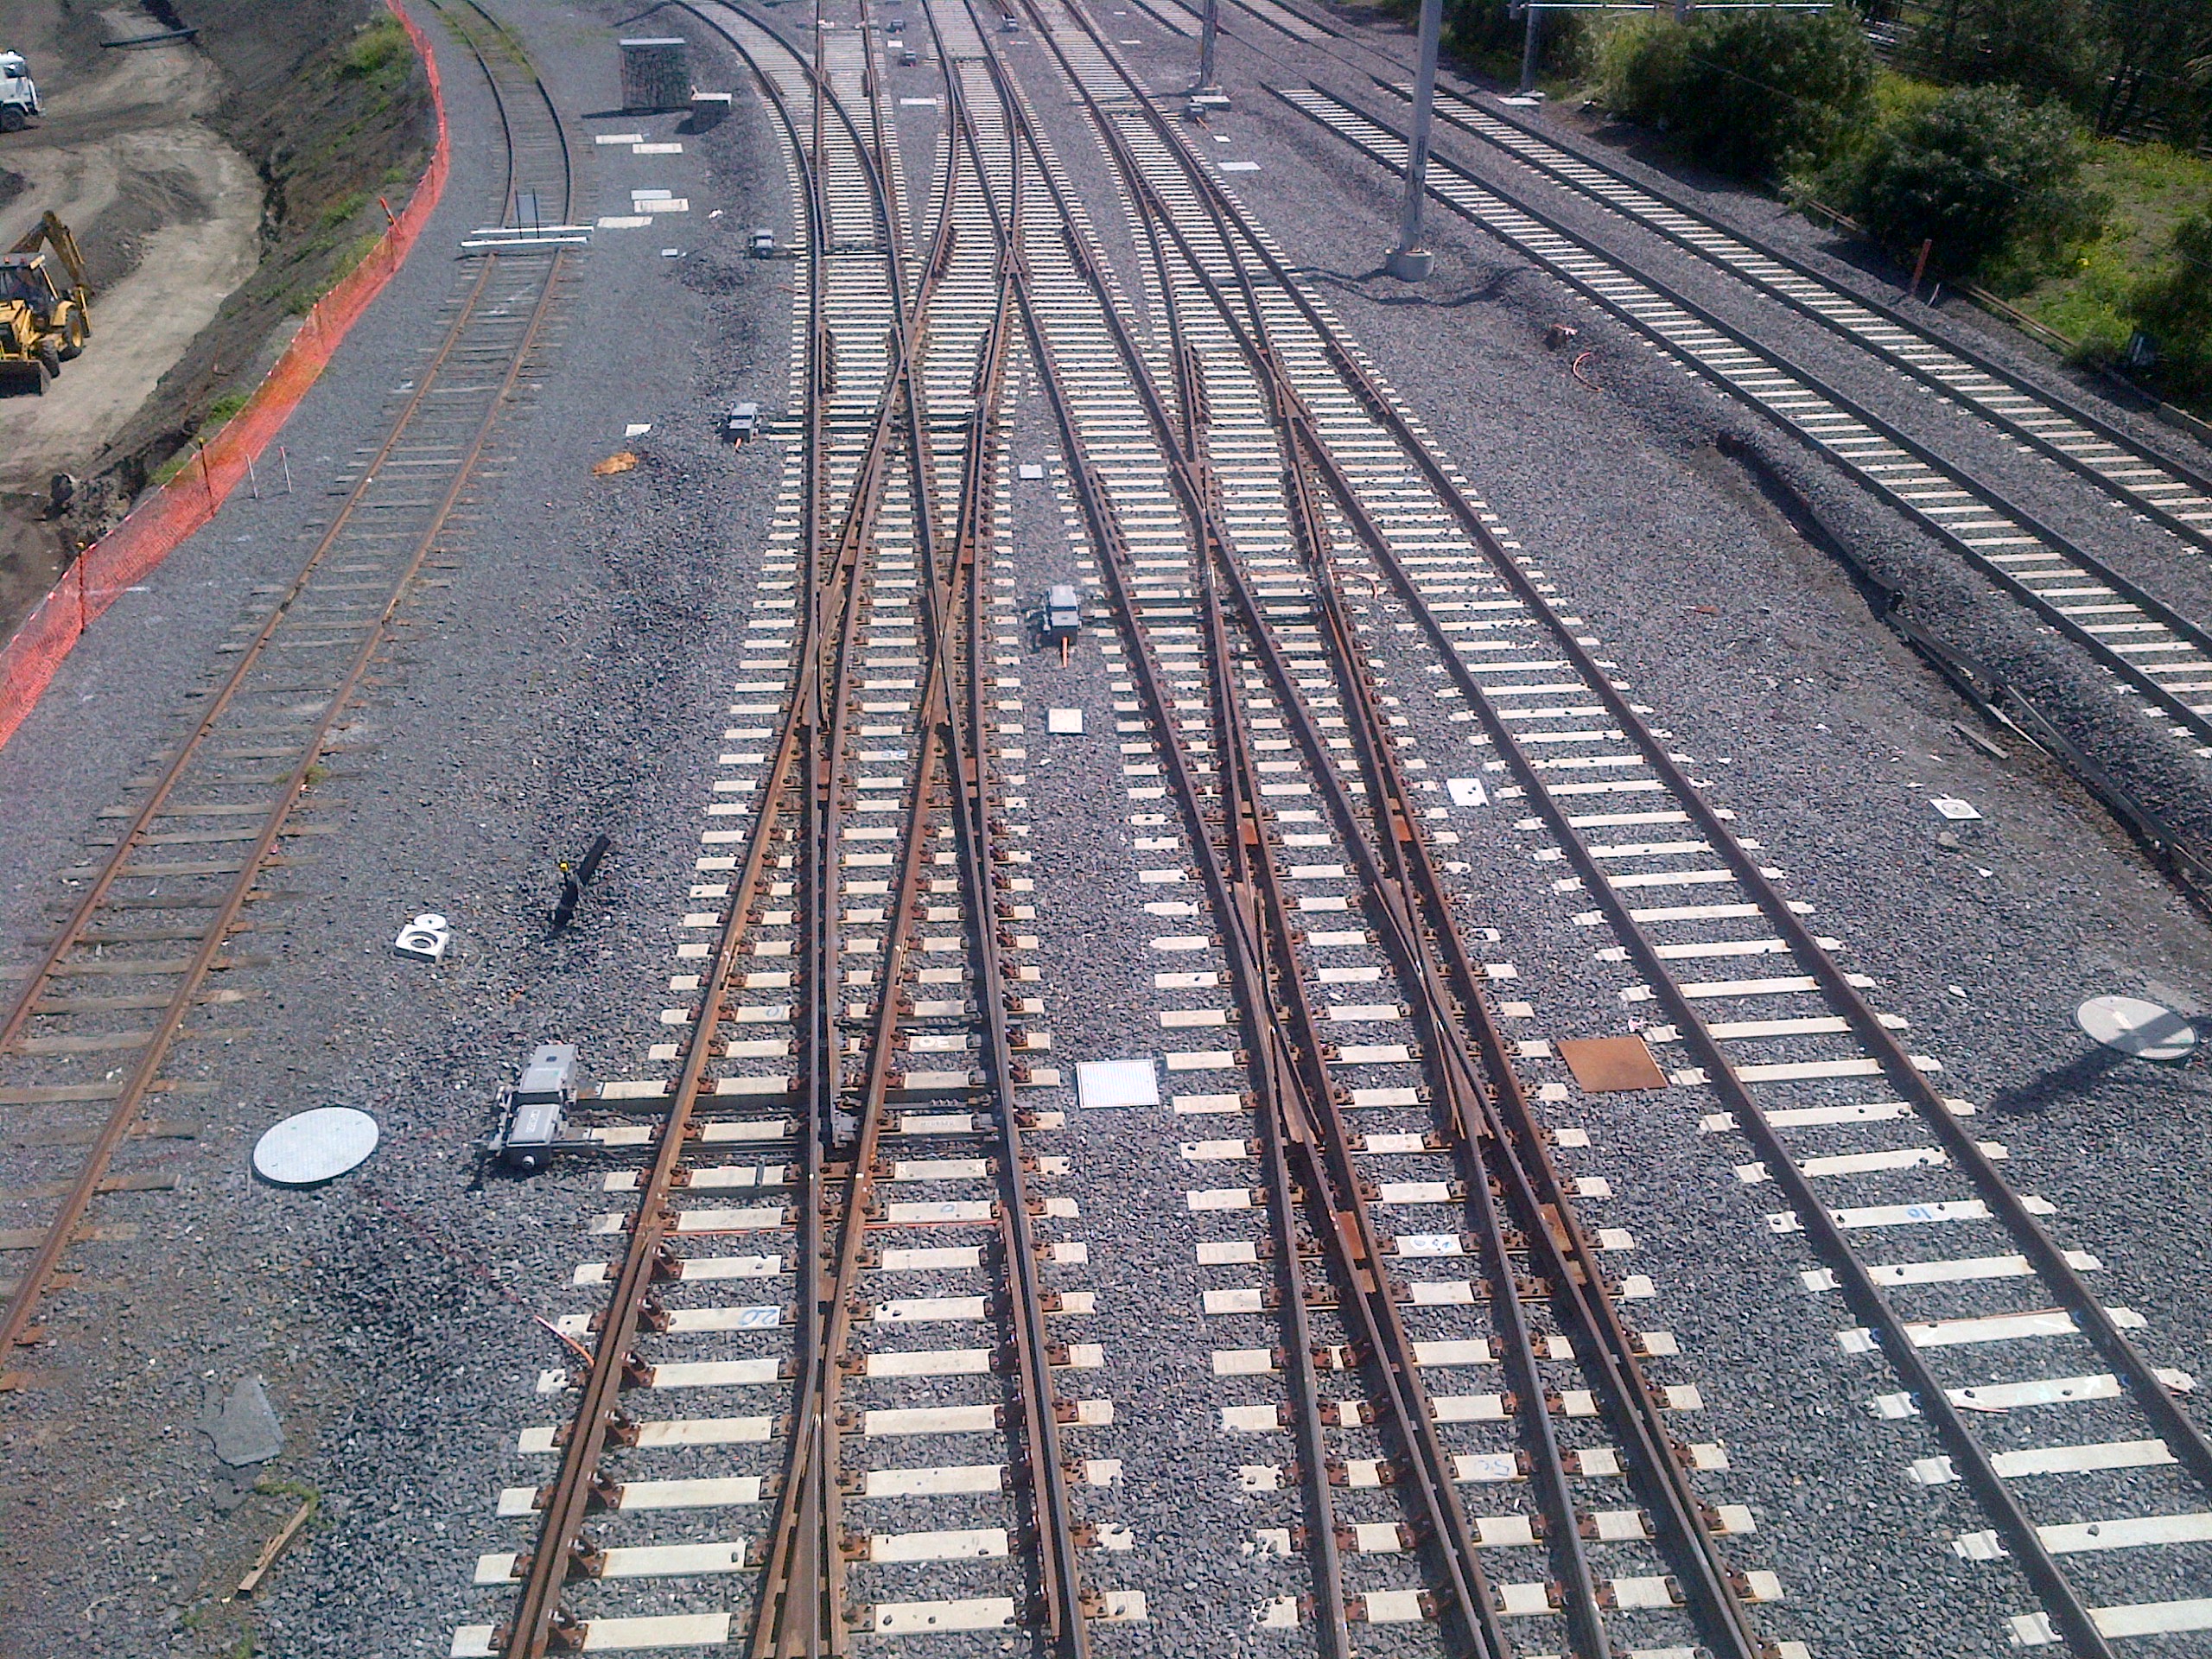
[
  {"left": 1386, "top": 0, "right": 1443, "bottom": 280},
  {"left": 1189, "top": 0, "right": 1224, "bottom": 110},
  {"left": 1517, "top": 0, "right": 1542, "bottom": 95}
]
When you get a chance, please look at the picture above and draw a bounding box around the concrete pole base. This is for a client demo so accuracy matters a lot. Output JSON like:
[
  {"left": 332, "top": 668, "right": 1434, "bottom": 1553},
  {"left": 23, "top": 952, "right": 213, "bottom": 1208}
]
[{"left": 1385, "top": 246, "right": 1434, "bottom": 281}]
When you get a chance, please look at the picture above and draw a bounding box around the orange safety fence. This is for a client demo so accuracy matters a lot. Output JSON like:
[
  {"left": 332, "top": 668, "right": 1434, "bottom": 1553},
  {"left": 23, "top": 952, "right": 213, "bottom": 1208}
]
[{"left": 0, "top": 0, "right": 451, "bottom": 753}]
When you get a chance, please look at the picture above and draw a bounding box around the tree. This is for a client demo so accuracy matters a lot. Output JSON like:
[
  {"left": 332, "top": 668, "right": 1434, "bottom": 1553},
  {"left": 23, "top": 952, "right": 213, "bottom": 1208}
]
[
  {"left": 1827, "top": 82, "right": 2100, "bottom": 278},
  {"left": 1598, "top": 8, "right": 1876, "bottom": 178},
  {"left": 2089, "top": 0, "right": 2212, "bottom": 140},
  {"left": 1910, "top": 0, "right": 2099, "bottom": 111}
]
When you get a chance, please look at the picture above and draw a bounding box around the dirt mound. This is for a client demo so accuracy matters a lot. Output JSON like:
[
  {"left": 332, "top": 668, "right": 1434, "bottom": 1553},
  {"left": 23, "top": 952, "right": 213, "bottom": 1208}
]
[{"left": 0, "top": 0, "right": 435, "bottom": 639}]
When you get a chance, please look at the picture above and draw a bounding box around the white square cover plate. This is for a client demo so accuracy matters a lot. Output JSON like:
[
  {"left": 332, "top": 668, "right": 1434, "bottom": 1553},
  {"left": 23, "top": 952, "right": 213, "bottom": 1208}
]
[
  {"left": 1931, "top": 797, "right": 1980, "bottom": 821},
  {"left": 1047, "top": 708, "right": 1084, "bottom": 734},
  {"left": 1447, "top": 777, "right": 1487, "bottom": 808},
  {"left": 1020, "top": 463, "right": 1046, "bottom": 480},
  {"left": 1077, "top": 1058, "right": 1159, "bottom": 1109}
]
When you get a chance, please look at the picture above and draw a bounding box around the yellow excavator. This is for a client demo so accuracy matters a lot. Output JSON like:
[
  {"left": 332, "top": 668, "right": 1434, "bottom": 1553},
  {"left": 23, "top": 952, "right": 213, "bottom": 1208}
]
[{"left": 0, "top": 211, "right": 91, "bottom": 394}]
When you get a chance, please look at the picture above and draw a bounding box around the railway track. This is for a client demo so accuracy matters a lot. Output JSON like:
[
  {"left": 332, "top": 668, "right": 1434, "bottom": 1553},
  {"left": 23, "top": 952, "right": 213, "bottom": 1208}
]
[
  {"left": 468, "top": 0, "right": 2212, "bottom": 1649},
  {"left": 1277, "top": 86, "right": 2212, "bottom": 772},
  {"left": 0, "top": 0, "right": 577, "bottom": 1392},
  {"left": 1017, "top": 7, "right": 2212, "bottom": 1649},
  {"left": 993, "top": 7, "right": 1797, "bottom": 1652},
  {"left": 470, "top": 3, "right": 1122, "bottom": 1652},
  {"left": 1402, "top": 86, "right": 2212, "bottom": 557}
]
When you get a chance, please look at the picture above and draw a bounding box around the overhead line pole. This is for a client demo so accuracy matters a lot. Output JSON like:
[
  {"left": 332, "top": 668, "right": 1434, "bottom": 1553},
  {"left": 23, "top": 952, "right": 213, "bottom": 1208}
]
[
  {"left": 1191, "top": 0, "right": 1224, "bottom": 108},
  {"left": 1385, "top": 0, "right": 1441, "bottom": 279}
]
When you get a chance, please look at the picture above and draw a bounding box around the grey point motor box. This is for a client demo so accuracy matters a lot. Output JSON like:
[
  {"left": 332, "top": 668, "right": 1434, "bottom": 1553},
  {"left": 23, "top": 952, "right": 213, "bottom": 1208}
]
[
  {"left": 490, "top": 1043, "right": 587, "bottom": 1171},
  {"left": 1039, "top": 582, "right": 1082, "bottom": 646},
  {"left": 620, "top": 37, "right": 690, "bottom": 113}
]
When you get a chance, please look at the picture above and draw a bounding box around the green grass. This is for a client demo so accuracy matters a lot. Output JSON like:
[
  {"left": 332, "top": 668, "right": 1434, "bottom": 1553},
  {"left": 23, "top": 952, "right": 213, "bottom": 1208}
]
[
  {"left": 319, "top": 190, "right": 368, "bottom": 232},
  {"left": 340, "top": 17, "right": 410, "bottom": 86},
  {"left": 2007, "top": 140, "right": 2212, "bottom": 390}
]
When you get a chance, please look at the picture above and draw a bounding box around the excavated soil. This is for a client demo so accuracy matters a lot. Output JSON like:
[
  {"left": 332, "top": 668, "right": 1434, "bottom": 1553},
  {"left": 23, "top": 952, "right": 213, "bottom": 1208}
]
[{"left": 0, "top": 0, "right": 434, "bottom": 644}]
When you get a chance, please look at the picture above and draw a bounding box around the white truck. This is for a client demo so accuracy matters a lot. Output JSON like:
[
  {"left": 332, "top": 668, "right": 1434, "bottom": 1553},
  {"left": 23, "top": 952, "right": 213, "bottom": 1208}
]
[{"left": 0, "top": 53, "right": 40, "bottom": 132}]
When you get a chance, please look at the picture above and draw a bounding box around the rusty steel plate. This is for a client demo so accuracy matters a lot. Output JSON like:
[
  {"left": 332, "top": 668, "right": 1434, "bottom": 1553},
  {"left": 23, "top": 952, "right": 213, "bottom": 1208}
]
[{"left": 1556, "top": 1036, "right": 1667, "bottom": 1093}]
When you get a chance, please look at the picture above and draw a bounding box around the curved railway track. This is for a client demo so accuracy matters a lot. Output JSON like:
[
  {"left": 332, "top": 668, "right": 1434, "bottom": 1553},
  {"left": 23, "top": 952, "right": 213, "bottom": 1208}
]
[
  {"left": 0, "top": 0, "right": 577, "bottom": 1393},
  {"left": 1033, "top": 6, "right": 2212, "bottom": 1649},
  {"left": 477, "top": 3, "right": 1109, "bottom": 1652}
]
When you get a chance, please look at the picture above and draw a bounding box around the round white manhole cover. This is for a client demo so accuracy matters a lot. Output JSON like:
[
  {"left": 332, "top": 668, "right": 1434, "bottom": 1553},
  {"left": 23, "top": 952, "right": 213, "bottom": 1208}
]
[
  {"left": 2076, "top": 996, "right": 2198, "bottom": 1063},
  {"left": 253, "top": 1107, "right": 380, "bottom": 1185}
]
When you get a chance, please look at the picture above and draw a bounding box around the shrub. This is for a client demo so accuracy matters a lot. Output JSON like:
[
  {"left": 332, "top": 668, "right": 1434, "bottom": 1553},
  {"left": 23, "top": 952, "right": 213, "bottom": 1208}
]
[
  {"left": 320, "top": 190, "right": 368, "bottom": 232},
  {"left": 1826, "top": 82, "right": 2101, "bottom": 279},
  {"left": 1597, "top": 8, "right": 1875, "bottom": 178},
  {"left": 2132, "top": 212, "right": 2212, "bottom": 397},
  {"left": 1444, "top": 0, "right": 1590, "bottom": 84},
  {"left": 340, "top": 18, "right": 409, "bottom": 83}
]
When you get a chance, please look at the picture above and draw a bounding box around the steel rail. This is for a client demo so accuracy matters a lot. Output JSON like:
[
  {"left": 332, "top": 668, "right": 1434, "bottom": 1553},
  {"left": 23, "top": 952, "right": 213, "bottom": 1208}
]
[
  {"left": 1282, "top": 87, "right": 2212, "bottom": 759},
  {"left": 1281, "top": 404, "right": 1775, "bottom": 1655},
  {"left": 760, "top": 119, "right": 962, "bottom": 1659},
  {"left": 975, "top": 34, "right": 1516, "bottom": 1651},
  {"left": 698, "top": 3, "right": 985, "bottom": 1649},
  {"left": 1115, "top": 104, "right": 1361, "bottom": 1653},
  {"left": 926, "top": 41, "right": 1096, "bottom": 1649},
  {"left": 1015, "top": 272, "right": 1390, "bottom": 1653},
  {"left": 1124, "top": 57, "right": 2212, "bottom": 1646},
  {"left": 1049, "top": 9, "right": 2201, "bottom": 1648},
  {"left": 1101, "top": 79, "right": 1768, "bottom": 1649},
  {"left": 455, "top": 0, "right": 575, "bottom": 225},
  {"left": 979, "top": 66, "right": 1371, "bottom": 1643},
  {"left": 717, "top": 5, "right": 1078, "bottom": 1648},
  {"left": 1111, "top": 118, "right": 1529, "bottom": 1659},
  {"left": 1010, "top": 16, "right": 1772, "bottom": 1652},
  {"left": 0, "top": 0, "right": 569, "bottom": 1385},
  {"left": 575, "top": 4, "right": 961, "bottom": 1654},
  {"left": 494, "top": 3, "right": 859, "bottom": 1650},
  {"left": 1405, "top": 83, "right": 2212, "bottom": 555}
]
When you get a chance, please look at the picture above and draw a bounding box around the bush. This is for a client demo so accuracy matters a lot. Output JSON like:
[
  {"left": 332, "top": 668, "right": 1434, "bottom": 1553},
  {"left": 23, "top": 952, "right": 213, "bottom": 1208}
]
[
  {"left": 340, "top": 18, "right": 409, "bottom": 84},
  {"left": 1597, "top": 8, "right": 1875, "bottom": 178},
  {"left": 2132, "top": 212, "right": 2212, "bottom": 397},
  {"left": 1826, "top": 82, "right": 2101, "bottom": 279},
  {"left": 1444, "top": 0, "right": 1590, "bottom": 85}
]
